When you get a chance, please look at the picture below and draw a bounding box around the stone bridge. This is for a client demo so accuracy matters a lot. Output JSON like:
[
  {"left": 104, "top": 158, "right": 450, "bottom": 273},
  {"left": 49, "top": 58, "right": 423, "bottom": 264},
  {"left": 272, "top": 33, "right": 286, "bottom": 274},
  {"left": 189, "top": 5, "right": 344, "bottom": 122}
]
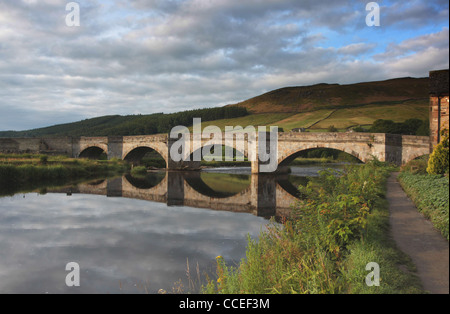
[
  {"left": 0, "top": 132, "right": 431, "bottom": 173},
  {"left": 46, "top": 171, "right": 299, "bottom": 219}
]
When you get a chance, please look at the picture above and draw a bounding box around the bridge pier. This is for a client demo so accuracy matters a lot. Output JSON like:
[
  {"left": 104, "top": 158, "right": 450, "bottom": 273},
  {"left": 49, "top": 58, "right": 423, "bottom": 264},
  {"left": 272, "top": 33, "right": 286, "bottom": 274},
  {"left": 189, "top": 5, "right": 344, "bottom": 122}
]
[{"left": 107, "top": 136, "right": 124, "bottom": 160}]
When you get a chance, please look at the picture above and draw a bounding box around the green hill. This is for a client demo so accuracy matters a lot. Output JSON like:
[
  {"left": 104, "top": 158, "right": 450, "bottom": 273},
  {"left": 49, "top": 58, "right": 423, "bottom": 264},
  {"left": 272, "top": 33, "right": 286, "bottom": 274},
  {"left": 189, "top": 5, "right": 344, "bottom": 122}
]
[{"left": 0, "top": 77, "right": 430, "bottom": 137}]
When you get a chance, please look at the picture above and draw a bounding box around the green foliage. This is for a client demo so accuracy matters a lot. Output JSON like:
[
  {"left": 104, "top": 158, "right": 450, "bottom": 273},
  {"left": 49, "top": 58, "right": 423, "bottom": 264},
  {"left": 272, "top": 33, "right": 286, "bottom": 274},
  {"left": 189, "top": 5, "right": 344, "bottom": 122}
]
[
  {"left": 294, "top": 162, "right": 391, "bottom": 258},
  {"left": 327, "top": 125, "right": 338, "bottom": 132},
  {"left": 369, "top": 118, "right": 429, "bottom": 135},
  {"left": 295, "top": 148, "right": 362, "bottom": 163},
  {"left": 400, "top": 155, "right": 429, "bottom": 174},
  {"left": 427, "top": 129, "right": 449, "bottom": 175},
  {"left": 398, "top": 172, "right": 449, "bottom": 240},
  {"left": 203, "top": 161, "right": 422, "bottom": 294}
]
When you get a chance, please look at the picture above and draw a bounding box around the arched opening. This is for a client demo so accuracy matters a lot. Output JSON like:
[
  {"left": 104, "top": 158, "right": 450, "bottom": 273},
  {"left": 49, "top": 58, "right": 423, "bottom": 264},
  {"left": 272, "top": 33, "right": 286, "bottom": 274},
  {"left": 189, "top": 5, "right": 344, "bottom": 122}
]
[
  {"left": 279, "top": 147, "right": 363, "bottom": 168},
  {"left": 124, "top": 147, "right": 166, "bottom": 168},
  {"left": 189, "top": 145, "right": 249, "bottom": 167},
  {"left": 184, "top": 172, "right": 251, "bottom": 198},
  {"left": 79, "top": 147, "right": 107, "bottom": 160}
]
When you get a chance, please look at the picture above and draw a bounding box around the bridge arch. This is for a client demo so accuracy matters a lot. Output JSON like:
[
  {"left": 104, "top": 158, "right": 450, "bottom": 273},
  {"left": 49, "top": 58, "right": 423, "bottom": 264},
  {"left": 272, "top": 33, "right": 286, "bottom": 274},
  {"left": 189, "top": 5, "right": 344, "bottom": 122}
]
[
  {"left": 278, "top": 145, "right": 365, "bottom": 168},
  {"left": 122, "top": 145, "right": 168, "bottom": 167},
  {"left": 78, "top": 146, "right": 107, "bottom": 160}
]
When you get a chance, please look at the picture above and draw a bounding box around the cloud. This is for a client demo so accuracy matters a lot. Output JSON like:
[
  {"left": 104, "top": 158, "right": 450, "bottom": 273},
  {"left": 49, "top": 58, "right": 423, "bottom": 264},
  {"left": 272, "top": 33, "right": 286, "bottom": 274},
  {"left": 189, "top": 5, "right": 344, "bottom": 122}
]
[{"left": 0, "top": 0, "right": 448, "bottom": 130}]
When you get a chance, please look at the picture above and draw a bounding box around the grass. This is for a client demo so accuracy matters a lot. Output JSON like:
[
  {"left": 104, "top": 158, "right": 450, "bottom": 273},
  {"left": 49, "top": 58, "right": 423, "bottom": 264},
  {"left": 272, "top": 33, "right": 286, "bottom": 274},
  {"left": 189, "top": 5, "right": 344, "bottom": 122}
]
[
  {"left": 202, "top": 161, "right": 424, "bottom": 294},
  {"left": 398, "top": 172, "right": 449, "bottom": 241},
  {"left": 0, "top": 153, "right": 129, "bottom": 195}
]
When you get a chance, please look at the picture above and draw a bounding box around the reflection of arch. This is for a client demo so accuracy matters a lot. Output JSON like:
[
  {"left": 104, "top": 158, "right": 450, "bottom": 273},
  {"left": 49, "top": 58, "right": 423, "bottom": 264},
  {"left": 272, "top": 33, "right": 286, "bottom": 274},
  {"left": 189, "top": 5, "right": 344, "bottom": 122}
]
[
  {"left": 79, "top": 146, "right": 107, "bottom": 159},
  {"left": 278, "top": 147, "right": 363, "bottom": 167},
  {"left": 184, "top": 172, "right": 251, "bottom": 198},
  {"left": 124, "top": 172, "right": 165, "bottom": 190},
  {"left": 123, "top": 146, "right": 166, "bottom": 167}
]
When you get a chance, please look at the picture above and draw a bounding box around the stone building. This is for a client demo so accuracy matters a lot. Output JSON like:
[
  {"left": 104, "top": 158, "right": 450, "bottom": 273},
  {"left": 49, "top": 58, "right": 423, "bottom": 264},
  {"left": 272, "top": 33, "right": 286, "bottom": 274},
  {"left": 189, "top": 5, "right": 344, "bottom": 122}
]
[{"left": 429, "top": 69, "right": 449, "bottom": 147}]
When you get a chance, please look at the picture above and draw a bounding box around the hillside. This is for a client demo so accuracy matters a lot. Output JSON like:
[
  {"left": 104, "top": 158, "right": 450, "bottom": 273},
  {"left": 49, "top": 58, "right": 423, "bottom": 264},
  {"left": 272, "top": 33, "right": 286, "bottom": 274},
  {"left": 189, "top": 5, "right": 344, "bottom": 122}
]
[
  {"left": 0, "top": 77, "right": 430, "bottom": 137},
  {"left": 230, "top": 77, "right": 429, "bottom": 113}
]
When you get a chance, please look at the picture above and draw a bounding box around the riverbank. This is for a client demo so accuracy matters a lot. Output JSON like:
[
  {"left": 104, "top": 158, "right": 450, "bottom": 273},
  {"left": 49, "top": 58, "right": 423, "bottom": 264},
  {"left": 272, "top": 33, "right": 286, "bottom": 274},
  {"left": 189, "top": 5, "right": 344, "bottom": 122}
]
[
  {"left": 0, "top": 154, "right": 129, "bottom": 195},
  {"left": 203, "top": 161, "right": 424, "bottom": 294}
]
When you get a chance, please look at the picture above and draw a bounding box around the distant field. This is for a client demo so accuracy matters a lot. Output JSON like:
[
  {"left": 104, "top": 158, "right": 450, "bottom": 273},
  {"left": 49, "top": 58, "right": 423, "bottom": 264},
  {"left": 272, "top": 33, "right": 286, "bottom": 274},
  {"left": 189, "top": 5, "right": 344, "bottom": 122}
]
[
  {"left": 274, "top": 110, "right": 335, "bottom": 130},
  {"left": 190, "top": 99, "right": 428, "bottom": 133},
  {"left": 311, "top": 100, "right": 428, "bottom": 130}
]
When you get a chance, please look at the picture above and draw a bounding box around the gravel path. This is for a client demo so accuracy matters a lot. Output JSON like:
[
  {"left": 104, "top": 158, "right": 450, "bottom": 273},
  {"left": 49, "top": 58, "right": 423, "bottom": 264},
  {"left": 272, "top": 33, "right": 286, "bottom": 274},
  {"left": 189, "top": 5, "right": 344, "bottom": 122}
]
[{"left": 387, "top": 173, "right": 449, "bottom": 294}]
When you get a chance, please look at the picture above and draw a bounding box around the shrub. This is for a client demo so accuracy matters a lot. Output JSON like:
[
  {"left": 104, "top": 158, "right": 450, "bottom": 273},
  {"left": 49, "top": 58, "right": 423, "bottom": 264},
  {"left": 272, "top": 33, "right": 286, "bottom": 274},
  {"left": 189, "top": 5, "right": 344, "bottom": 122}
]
[
  {"left": 401, "top": 155, "right": 429, "bottom": 174},
  {"left": 327, "top": 125, "right": 338, "bottom": 132},
  {"left": 427, "top": 129, "right": 449, "bottom": 175}
]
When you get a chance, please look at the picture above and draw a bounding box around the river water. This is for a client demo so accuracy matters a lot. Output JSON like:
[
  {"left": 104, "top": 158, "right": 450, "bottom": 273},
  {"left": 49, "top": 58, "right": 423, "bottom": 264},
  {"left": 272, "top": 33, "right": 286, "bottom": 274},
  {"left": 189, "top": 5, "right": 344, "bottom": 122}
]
[{"left": 0, "top": 164, "right": 344, "bottom": 294}]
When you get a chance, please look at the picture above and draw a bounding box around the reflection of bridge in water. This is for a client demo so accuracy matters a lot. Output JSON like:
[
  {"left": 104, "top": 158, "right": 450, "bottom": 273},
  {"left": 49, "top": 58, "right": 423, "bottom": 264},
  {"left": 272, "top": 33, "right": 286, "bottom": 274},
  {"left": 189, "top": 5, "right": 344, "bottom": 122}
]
[{"left": 49, "top": 171, "right": 303, "bottom": 219}]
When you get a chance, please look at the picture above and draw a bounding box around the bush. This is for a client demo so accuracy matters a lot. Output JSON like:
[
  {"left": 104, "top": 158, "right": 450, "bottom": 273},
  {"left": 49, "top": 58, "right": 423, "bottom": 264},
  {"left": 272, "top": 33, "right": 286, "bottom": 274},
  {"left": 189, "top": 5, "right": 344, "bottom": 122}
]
[
  {"left": 427, "top": 129, "right": 449, "bottom": 175},
  {"left": 327, "top": 125, "right": 338, "bottom": 132},
  {"left": 401, "top": 155, "right": 429, "bottom": 174}
]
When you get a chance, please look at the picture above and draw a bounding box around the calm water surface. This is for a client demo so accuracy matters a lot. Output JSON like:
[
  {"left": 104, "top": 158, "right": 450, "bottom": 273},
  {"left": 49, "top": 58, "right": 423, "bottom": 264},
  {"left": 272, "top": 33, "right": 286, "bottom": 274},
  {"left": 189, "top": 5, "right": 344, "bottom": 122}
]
[{"left": 0, "top": 164, "right": 345, "bottom": 294}]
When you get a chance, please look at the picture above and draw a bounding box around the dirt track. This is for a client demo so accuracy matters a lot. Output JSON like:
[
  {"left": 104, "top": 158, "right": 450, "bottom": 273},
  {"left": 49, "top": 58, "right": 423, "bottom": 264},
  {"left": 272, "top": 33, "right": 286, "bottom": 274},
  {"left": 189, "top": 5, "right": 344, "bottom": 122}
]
[{"left": 387, "top": 173, "right": 449, "bottom": 294}]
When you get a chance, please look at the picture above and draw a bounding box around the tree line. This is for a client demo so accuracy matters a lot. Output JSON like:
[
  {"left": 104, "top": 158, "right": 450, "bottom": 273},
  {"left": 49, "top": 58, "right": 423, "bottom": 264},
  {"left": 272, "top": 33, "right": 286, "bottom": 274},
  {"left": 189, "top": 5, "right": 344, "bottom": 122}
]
[{"left": 0, "top": 106, "right": 249, "bottom": 138}]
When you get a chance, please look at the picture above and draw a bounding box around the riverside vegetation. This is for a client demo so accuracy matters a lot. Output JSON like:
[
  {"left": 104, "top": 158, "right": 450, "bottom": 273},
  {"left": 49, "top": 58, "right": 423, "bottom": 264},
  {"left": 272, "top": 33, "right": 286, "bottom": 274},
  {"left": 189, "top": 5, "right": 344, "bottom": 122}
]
[
  {"left": 203, "top": 160, "right": 424, "bottom": 294},
  {"left": 0, "top": 154, "right": 129, "bottom": 195}
]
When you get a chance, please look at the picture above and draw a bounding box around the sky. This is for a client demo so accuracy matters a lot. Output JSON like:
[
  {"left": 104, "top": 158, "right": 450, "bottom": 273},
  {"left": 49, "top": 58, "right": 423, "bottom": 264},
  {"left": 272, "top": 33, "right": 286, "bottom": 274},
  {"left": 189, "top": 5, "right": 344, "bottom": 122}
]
[{"left": 0, "top": 0, "right": 448, "bottom": 131}]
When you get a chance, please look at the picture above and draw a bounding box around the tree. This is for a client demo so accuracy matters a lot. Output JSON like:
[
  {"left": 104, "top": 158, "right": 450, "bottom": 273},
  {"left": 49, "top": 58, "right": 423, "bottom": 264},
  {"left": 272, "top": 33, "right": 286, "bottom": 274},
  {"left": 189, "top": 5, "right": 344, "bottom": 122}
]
[{"left": 327, "top": 125, "right": 338, "bottom": 132}]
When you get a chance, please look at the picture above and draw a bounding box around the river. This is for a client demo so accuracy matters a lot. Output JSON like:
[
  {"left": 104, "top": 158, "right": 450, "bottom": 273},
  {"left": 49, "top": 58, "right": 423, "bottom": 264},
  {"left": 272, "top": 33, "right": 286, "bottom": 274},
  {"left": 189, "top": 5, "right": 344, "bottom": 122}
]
[{"left": 0, "top": 164, "right": 345, "bottom": 294}]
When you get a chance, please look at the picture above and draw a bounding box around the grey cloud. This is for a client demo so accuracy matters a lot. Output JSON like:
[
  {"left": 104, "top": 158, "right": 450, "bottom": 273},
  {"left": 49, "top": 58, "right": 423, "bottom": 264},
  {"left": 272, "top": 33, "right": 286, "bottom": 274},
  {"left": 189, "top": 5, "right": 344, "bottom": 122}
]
[
  {"left": 0, "top": 0, "right": 448, "bottom": 130},
  {"left": 382, "top": 0, "right": 449, "bottom": 29}
]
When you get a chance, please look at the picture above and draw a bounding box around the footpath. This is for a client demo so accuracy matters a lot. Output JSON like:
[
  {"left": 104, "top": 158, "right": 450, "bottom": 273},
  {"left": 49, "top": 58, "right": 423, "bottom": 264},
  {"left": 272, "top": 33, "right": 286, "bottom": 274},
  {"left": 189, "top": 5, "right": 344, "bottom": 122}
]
[{"left": 387, "top": 173, "right": 449, "bottom": 294}]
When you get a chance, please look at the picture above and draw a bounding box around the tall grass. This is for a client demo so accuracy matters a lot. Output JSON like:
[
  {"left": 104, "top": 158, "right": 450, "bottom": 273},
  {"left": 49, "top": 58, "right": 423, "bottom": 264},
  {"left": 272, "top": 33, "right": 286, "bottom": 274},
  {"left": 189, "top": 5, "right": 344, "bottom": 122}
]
[{"left": 203, "top": 160, "right": 424, "bottom": 294}]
